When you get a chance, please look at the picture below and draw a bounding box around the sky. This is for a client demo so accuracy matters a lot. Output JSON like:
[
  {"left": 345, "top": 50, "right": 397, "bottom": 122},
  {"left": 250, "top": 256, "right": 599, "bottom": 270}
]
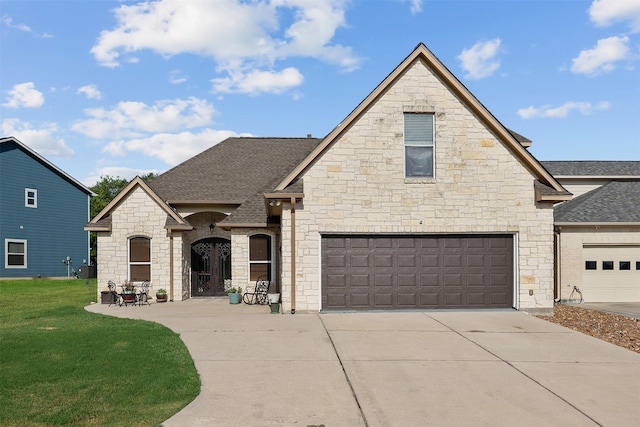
[{"left": 1, "top": 0, "right": 639, "bottom": 187}]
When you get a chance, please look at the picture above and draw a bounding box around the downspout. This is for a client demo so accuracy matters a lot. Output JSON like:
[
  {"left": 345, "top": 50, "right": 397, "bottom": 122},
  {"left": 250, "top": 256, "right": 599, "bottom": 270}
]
[
  {"left": 169, "top": 230, "right": 174, "bottom": 302},
  {"left": 554, "top": 227, "right": 561, "bottom": 302},
  {"left": 290, "top": 197, "right": 296, "bottom": 314}
]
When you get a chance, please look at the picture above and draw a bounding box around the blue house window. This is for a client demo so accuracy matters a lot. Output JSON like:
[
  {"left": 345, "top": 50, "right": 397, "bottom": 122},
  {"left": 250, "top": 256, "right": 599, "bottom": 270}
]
[
  {"left": 25, "top": 188, "right": 37, "bottom": 208},
  {"left": 5, "top": 239, "right": 27, "bottom": 268}
]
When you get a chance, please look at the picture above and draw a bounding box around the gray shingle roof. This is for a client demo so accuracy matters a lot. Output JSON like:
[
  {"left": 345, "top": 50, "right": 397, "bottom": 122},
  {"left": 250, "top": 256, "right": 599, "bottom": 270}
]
[
  {"left": 554, "top": 181, "right": 640, "bottom": 223},
  {"left": 147, "top": 137, "right": 322, "bottom": 203},
  {"left": 541, "top": 161, "right": 640, "bottom": 177}
]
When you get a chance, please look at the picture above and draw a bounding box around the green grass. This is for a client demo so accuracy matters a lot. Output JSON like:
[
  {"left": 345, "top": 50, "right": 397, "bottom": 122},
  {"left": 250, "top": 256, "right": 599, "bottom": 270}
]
[{"left": 0, "top": 279, "right": 200, "bottom": 426}]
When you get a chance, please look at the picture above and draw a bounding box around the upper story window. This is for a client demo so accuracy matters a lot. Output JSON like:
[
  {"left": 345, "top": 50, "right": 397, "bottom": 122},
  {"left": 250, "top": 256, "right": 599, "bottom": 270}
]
[
  {"left": 404, "top": 113, "right": 434, "bottom": 178},
  {"left": 129, "top": 237, "right": 151, "bottom": 282},
  {"left": 25, "top": 188, "right": 37, "bottom": 208},
  {"left": 249, "top": 234, "right": 273, "bottom": 282},
  {"left": 5, "top": 239, "right": 27, "bottom": 268}
]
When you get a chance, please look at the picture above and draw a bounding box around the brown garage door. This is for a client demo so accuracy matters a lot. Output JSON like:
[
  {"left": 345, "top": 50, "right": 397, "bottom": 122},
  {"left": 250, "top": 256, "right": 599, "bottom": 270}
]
[{"left": 322, "top": 235, "right": 513, "bottom": 310}]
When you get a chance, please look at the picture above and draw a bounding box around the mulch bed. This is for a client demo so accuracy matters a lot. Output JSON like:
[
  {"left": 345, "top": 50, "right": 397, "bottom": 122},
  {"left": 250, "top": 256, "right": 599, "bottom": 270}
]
[{"left": 536, "top": 303, "right": 640, "bottom": 355}]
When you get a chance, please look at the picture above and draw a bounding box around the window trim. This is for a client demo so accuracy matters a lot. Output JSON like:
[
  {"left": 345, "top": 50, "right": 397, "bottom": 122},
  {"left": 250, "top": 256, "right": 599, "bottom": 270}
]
[
  {"left": 248, "top": 233, "right": 274, "bottom": 283},
  {"left": 5, "top": 239, "right": 27, "bottom": 269},
  {"left": 128, "top": 236, "right": 151, "bottom": 282},
  {"left": 403, "top": 112, "right": 435, "bottom": 179},
  {"left": 25, "top": 188, "right": 37, "bottom": 208}
]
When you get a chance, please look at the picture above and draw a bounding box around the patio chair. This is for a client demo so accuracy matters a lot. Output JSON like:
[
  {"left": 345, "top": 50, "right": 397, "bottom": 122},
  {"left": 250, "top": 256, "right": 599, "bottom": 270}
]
[
  {"left": 137, "top": 280, "right": 151, "bottom": 306},
  {"left": 107, "top": 281, "right": 121, "bottom": 307},
  {"left": 243, "top": 278, "right": 270, "bottom": 305}
]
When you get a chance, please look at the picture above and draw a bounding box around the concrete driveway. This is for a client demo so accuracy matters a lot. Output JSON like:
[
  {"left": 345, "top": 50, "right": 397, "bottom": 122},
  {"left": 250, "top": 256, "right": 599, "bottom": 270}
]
[{"left": 86, "top": 300, "right": 640, "bottom": 426}]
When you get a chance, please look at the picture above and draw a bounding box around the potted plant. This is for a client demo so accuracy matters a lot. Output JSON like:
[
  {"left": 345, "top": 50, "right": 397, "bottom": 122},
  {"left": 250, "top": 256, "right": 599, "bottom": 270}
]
[
  {"left": 226, "top": 286, "right": 242, "bottom": 304},
  {"left": 156, "top": 288, "right": 168, "bottom": 303},
  {"left": 267, "top": 293, "right": 280, "bottom": 313},
  {"left": 121, "top": 280, "right": 136, "bottom": 304}
]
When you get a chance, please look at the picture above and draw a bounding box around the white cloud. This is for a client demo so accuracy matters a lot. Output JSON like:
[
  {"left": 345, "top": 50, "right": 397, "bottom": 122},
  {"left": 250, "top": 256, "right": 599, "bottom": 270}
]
[
  {"left": 212, "top": 67, "right": 304, "bottom": 95},
  {"left": 589, "top": 0, "right": 640, "bottom": 32},
  {"left": 77, "top": 84, "right": 102, "bottom": 100},
  {"left": 90, "top": 0, "right": 360, "bottom": 94},
  {"left": 457, "top": 38, "right": 502, "bottom": 80},
  {"left": 1, "top": 16, "right": 52, "bottom": 38},
  {"left": 402, "top": 0, "right": 423, "bottom": 14},
  {"left": 517, "top": 101, "right": 611, "bottom": 119},
  {"left": 71, "top": 97, "right": 216, "bottom": 139},
  {"left": 1, "top": 118, "right": 74, "bottom": 157},
  {"left": 570, "top": 35, "right": 630, "bottom": 76},
  {"left": 103, "top": 129, "right": 252, "bottom": 165},
  {"left": 169, "top": 70, "right": 188, "bottom": 85},
  {"left": 2, "top": 82, "right": 45, "bottom": 109}
]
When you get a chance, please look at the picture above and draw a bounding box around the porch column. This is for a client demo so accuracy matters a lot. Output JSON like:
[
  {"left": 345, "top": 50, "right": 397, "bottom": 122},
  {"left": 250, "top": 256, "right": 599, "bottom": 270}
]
[
  {"left": 169, "top": 230, "right": 174, "bottom": 301},
  {"left": 290, "top": 196, "right": 296, "bottom": 314}
]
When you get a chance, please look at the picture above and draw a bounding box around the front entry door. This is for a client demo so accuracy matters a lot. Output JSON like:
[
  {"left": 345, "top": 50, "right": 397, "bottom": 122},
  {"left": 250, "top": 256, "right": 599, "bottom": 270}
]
[{"left": 191, "top": 238, "right": 231, "bottom": 296}]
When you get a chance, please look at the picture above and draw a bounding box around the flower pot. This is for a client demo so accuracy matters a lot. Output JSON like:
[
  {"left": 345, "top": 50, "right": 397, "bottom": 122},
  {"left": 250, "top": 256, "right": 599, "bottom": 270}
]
[
  {"left": 270, "top": 302, "right": 280, "bottom": 313},
  {"left": 267, "top": 293, "right": 280, "bottom": 304},
  {"left": 228, "top": 293, "right": 241, "bottom": 304},
  {"left": 156, "top": 294, "right": 167, "bottom": 303}
]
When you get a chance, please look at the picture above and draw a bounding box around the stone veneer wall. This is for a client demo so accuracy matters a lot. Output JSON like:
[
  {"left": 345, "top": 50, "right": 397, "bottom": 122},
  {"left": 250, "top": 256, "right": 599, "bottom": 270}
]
[
  {"left": 279, "top": 59, "right": 555, "bottom": 313},
  {"left": 96, "top": 186, "right": 184, "bottom": 301}
]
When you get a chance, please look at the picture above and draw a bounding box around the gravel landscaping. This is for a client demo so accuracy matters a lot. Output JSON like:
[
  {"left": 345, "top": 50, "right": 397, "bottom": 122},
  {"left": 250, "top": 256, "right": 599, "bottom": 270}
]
[{"left": 537, "top": 303, "right": 640, "bottom": 355}]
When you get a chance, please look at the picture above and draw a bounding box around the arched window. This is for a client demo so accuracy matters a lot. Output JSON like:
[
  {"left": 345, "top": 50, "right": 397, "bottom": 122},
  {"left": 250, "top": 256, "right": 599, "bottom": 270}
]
[
  {"left": 129, "top": 237, "right": 151, "bottom": 281},
  {"left": 249, "top": 234, "right": 272, "bottom": 281}
]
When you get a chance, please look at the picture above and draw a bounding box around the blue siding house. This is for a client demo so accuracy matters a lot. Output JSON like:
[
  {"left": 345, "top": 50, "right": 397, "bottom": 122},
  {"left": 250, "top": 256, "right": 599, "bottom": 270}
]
[{"left": 1, "top": 136, "right": 94, "bottom": 278}]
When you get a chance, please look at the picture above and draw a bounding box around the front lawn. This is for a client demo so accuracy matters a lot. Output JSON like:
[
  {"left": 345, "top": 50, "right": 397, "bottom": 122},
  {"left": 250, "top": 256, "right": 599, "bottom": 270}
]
[{"left": 0, "top": 279, "right": 200, "bottom": 426}]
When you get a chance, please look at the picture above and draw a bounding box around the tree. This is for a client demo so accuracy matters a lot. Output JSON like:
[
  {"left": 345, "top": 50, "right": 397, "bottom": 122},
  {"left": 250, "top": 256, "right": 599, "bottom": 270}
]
[{"left": 88, "top": 173, "right": 156, "bottom": 263}]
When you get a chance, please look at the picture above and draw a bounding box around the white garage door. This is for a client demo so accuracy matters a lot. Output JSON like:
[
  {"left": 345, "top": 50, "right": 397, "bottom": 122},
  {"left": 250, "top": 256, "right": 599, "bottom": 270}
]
[{"left": 582, "top": 245, "right": 640, "bottom": 302}]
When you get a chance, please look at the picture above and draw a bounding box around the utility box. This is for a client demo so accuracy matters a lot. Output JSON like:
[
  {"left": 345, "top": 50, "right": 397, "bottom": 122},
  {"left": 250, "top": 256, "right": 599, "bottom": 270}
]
[{"left": 78, "top": 265, "right": 96, "bottom": 279}]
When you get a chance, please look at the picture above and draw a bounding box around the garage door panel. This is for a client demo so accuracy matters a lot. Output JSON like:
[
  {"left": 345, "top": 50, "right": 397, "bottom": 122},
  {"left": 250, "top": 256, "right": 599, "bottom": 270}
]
[
  {"left": 397, "top": 293, "right": 417, "bottom": 307},
  {"left": 398, "top": 274, "right": 416, "bottom": 287},
  {"left": 444, "top": 273, "right": 462, "bottom": 286},
  {"left": 322, "top": 235, "right": 513, "bottom": 310},
  {"left": 374, "top": 274, "right": 393, "bottom": 287},
  {"left": 350, "top": 254, "right": 369, "bottom": 267},
  {"left": 467, "top": 292, "right": 486, "bottom": 306},
  {"left": 374, "top": 293, "right": 393, "bottom": 307},
  {"left": 326, "top": 293, "right": 347, "bottom": 308},
  {"left": 490, "top": 254, "right": 508, "bottom": 268},
  {"left": 443, "top": 292, "right": 463, "bottom": 306},
  {"left": 326, "top": 274, "right": 346, "bottom": 288},
  {"left": 467, "top": 254, "right": 485, "bottom": 268},
  {"left": 490, "top": 274, "right": 507, "bottom": 287},
  {"left": 421, "top": 254, "right": 440, "bottom": 267},
  {"left": 350, "top": 274, "right": 370, "bottom": 287},
  {"left": 444, "top": 254, "right": 462, "bottom": 267},
  {"left": 350, "top": 293, "right": 371, "bottom": 307},
  {"left": 327, "top": 255, "right": 346, "bottom": 267},
  {"left": 398, "top": 254, "right": 416, "bottom": 267},
  {"left": 374, "top": 254, "right": 393, "bottom": 267}
]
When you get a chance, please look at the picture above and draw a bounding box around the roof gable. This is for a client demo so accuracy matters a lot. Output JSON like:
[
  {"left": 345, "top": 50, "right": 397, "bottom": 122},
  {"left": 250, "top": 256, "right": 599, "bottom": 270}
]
[
  {"left": 276, "top": 43, "right": 568, "bottom": 201},
  {"left": 1, "top": 136, "right": 94, "bottom": 196},
  {"left": 86, "top": 176, "right": 191, "bottom": 231}
]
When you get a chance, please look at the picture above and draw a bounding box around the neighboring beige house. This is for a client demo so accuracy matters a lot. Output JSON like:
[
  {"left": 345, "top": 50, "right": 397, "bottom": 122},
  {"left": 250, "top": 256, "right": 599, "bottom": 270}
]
[
  {"left": 542, "top": 161, "right": 640, "bottom": 303},
  {"left": 86, "top": 43, "right": 572, "bottom": 314}
]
